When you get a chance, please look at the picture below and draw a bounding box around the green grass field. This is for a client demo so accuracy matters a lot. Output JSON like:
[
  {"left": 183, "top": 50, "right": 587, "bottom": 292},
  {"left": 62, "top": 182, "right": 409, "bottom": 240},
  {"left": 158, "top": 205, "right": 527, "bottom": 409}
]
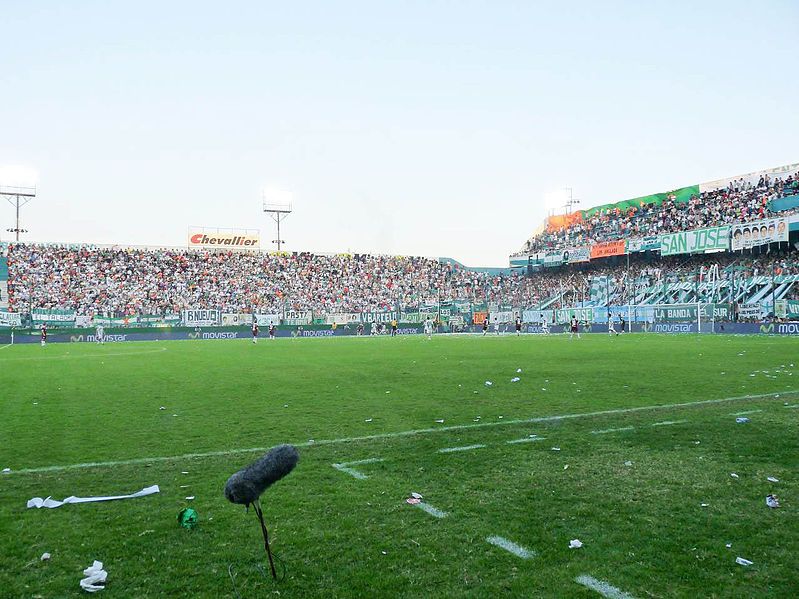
[{"left": 1, "top": 334, "right": 798, "bottom": 598}]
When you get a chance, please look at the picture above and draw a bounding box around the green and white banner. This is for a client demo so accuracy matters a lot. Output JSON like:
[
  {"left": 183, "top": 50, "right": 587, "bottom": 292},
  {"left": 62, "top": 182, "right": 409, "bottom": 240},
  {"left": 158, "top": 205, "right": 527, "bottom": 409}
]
[
  {"left": 32, "top": 308, "right": 76, "bottom": 326},
  {"left": 660, "top": 225, "right": 730, "bottom": 256},
  {"left": 0, "top": 310, "right": 21, "bottom": 327},
  {"left": 627, "top": 236, "right": 660, "bottom": 253},
  {"left": 554, "top": 307, "right": 593, "bottom": 324},
  {"left": 653, "top": 303, "right": 732, "bottom": 321},
  {"left": 183, "top": 309, "right": 221, "bottom": 327}
]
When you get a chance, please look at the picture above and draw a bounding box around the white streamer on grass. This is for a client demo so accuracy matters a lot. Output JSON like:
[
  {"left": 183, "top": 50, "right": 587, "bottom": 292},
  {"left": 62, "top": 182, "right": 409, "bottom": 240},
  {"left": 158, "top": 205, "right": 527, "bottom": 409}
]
[
  {"left": 437, "top": 444, "right": 486, "bottom": 453},
  {"left": 506, "top": 436, "right": 545, "bottom": 444},
  {"left": 7, "top": 391, "right": 795, "bottom": 475},
  {"left": 575, "top": 574, "right": 637, "bottom": 599},
  {"left": 651, "top": 420, "right": 687, "bottom": 427},
  {"left": 486, "top": 536, "right": 535, "bottom": 559}
]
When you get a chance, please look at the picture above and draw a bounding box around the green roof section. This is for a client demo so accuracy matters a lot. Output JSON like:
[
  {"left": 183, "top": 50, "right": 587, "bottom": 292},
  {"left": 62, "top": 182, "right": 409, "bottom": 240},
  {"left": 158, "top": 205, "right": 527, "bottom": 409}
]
[{"left": 582, "top": 185, "right": 699, "bottom": 218}]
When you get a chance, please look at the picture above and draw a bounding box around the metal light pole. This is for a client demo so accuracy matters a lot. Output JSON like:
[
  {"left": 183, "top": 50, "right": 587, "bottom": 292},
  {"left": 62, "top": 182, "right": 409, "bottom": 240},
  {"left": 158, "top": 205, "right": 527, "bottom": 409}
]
[{"left": 1, "top": 186, "right": 36, "bottom": 241}]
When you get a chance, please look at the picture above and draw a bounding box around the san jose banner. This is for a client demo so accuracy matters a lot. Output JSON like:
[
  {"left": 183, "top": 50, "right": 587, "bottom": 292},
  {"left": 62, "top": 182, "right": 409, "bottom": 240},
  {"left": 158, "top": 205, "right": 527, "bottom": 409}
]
[
  {"left": 554, "top": 307, "right": 593, "bottom": 324},
  {"left": 660, "top": 225, "right": 730, "bottom": 256},
  {"left": 0, "top": 311, "right": 21, "bottom": 327},
  {"left": 32, "top": 309, "right": 76, "bottom": 326},
  {"left": 183, "top": 309, "right": 221, "bottom": 326},
  {"left": 730, "top": 217, "right": 788, "bottom": 251}
]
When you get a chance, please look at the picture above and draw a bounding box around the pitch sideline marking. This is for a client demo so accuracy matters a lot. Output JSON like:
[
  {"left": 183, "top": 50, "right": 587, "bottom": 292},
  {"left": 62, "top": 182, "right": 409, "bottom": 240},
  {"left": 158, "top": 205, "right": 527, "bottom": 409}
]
[
  {"left": 730, "top": 409, "right": 763, "bottom": 416},
  {"left": 651, "top": 420, "right": 687, "bottom": 427},
  {"left": 0, "top": 344, "right": 12, "bottom": 351},
  {"left": 414, "top": 502, "right": 448, "bottom": 518},
  {"left": 575, "top": 574, "right": 637, "bottom": 599},
  {"left": 486, "top": 536, "right": 535, "bottom": 559},
  {"left": 331, "top": 458, "right": 384, "bottom": 480},
  {"left": 0, "top": 347, "right": 168, "bottom": 362},
  {"left": 437, "top": 444, "right": 486, "bottom": 453},
  {"left": 506, "top": 436, "right": 545, "bottom": 444},
  {"left": 7, "top": 391, "right": 796, "bottom": 476}
]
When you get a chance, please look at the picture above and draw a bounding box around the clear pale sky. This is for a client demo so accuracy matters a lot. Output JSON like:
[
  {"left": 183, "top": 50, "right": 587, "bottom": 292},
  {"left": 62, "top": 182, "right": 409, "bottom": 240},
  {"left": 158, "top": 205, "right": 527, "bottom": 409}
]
[{"left": 1, "top": 1, "right": 797, "bottom": 266}]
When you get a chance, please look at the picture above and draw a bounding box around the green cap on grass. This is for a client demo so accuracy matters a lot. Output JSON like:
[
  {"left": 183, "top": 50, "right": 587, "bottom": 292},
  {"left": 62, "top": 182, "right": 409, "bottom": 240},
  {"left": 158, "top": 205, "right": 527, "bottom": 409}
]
[{"left": 178, "top": 507, "right": 198, "bottom": 529}]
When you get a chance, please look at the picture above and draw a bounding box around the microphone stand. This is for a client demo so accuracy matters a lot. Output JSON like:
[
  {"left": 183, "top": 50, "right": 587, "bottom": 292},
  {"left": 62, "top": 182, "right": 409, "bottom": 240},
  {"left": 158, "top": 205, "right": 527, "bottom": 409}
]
[{"left": 252, "top": 499, "right": 278, "bottom": 579}]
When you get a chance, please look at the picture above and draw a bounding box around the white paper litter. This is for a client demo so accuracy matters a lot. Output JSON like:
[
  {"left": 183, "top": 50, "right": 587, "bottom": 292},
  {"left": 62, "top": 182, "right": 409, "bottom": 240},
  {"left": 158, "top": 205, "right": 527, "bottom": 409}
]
[
  {"left": 185, "top": 496, "right": 195, "bottom": 500},
  {"left": 563, "top": 465, "right": 569, "bottom": 470},
  {"left": 365, "top": 418, "right": 373, "bottom": 422},
  {"left": 511, "top": 377, "right": 520, "bottom": 382},
  {"left": 767, "top": 477, "right": 779, "bottom": 483},
  {"left": 551, "top": 447, "right": 561, "bottom": 451},
  {"left": 735, "top": 557, "right": 753, "bottom": 566},
  {"left": 736, "top": 417, "right": 750, "bottom": 423},
  {"left": 159, "top": 406, "right": 165, "bottom": 410},
  {"left": 181, "top": 471, "right": 189, "bottom": 475},
  {"left": 80, "top": 560, "right": 107, "bottom": 592},
  {"left": 27, "top": 485, "right": 160, "bottom": 509},
  {"left": 435, "top": 419, "right": 444, "bottom": 423},
  {"left": 725, "top": 543, "right": 732, "bottom": 548},
  {"left": 41, "top": 552, "right": 51, "bottom": 561},
  {"left": 569, "top": 539, "right": 583, "bottom": 549},
  {"left": 766, "top": 494, "right": 780, "bottom": 508},
  {"left": 2, "top": 468, "right": 10, "bottom": 474},
  {"left": 516, "top": 369, "right": 522, "bottom": 373},
  {"left": 701, "top": 503, "right": 709, "bottom": 507},
  {"left": 730, "top": 473, "right": 739, "bottom": 478},
  {"left": 411, "top": 492, "right": 423, "bottom": 499},
  {"left": 624, "top": 461, "right": 633, "bottom": 467},
  {"left": 485, "top": 381, "right": 493, "bottom": 386}
]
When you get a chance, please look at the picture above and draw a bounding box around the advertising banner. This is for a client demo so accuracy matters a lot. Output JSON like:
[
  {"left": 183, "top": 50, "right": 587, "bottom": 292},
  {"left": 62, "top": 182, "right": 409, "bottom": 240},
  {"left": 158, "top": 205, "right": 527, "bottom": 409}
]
[
  {"left": 92, "top": 314, "right": 180, "bottom": 327},
  {"left": 358, "top": 311, "right": 398, "bottom": 324},
  {"left": 253, "top": 313, "right": 280, "bottom": 325},
  {"left": 660, "top": 225, "right": 730, "bottom": 256},
  {"left": 0, "top": 311, "right": 21, "bottom": 327},
  {"left": 544, "top": 251, "right": 566, "bottom": 267},
  {"left": 590, "top": 240, "right": 626, "bottom": 259},
  {"left": 31, "top": 309, "right": 76, "bottom": 326},
  {"left": 182, "top": 309, "right": 221, "bottom": 327},
  {"left": 188, "top": 228, "right": 260, "bottom": 250},
  {"left": 399, "top": 311, "right": 427, "bottom": 324},
  {"left": 489, "top": 311, "right": 514, "bottom": 323},
  {"left": 473, "top": 311, "right": 488, "bottom": 325},
  {"left": 730, "top": 217, "right": 789, "bottom": 250},
  {"left": 627, "top": 236, "right": 660, "bottom": 253},
  {"left": 776, "top": 299, "right": 799, "bottom": 319}
]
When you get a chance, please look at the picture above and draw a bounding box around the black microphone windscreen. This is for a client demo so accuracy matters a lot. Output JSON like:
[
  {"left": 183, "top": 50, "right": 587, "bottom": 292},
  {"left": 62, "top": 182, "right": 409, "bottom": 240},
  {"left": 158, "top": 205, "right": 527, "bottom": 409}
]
[{"left": 224, "top": 444, "right": 299, "bottom": 506}]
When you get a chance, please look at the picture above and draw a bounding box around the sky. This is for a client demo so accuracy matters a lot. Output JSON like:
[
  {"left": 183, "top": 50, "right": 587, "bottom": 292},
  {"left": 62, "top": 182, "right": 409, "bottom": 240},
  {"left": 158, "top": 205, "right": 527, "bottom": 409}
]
[{"left": 0, "top": 1, "right": 797, "bottom": 266}]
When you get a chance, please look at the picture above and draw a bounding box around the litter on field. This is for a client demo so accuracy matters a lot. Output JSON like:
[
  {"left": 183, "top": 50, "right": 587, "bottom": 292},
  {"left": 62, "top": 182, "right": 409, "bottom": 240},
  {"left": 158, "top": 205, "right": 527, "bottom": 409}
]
[
  {"left": 411, "top": 492, "right": 423, "bottom": 499},
  {"left": 726, "top": 543, "right": 732, "bottom": 548},
  {"left": 79, "top": 560, "right": 107, "bottom": 593},
  {"left": 485, "top": 381, "right": 493, "bottom": 386},
  {"left": 701, "top": 503, "right": 708, "bottom": 507},
  {"left": 27, "top": 485, "right": 160, "bottom": 509},
  {"left": 735, "top": 557, "right": 753, "bottom": 566},
  {"left": 181, "top": 471, "right": 189, "bottom": 475},
  {"left": 766, "top": 494, "right": 780, "bottom": 508},
  {"left": 511, "top": 377, "right": 520, "bottom": 382},
  {"left": 365, "top": 418, "right": 373, "bottom": 422},
  {"left": 516, "top": 368, "right": 522, "bottom": 373},
  {"left": 41, "top": 552, "right": 51, "bottom": 561},
  {"left": 159, "top": 406, "right": 165, "bottom": 410},
  {"left": 185, "top": 496, "right": 195, "bottom": 500},
  {"left": 624, "top": 461, "right": 633, "bottom": 467},
  {"left": 736, "top": 417, "right": 750, "bottom": 423},
  {"left": 435, "top": 419, "right": 444, "bottom": 423},
  {"left": 569, "top": 539, "right": 583, "bottom": 549},
  {"left": 563, "top": 465, "right": 569, "bottom": 470},
  {"left": 406, "top": 497, "right": 421, "bottom": 505},
  {"left": 551, "top": 447, "right": 561, "bottom": 451},
  {"left": 2, "top": 468, "right": 10, "bottom": 474},
  {"left": 767, "top": 477, "right": 779, "bottom": 483},
  {"left": 730, "top": 473, "right": 739, "bottom": 478}
]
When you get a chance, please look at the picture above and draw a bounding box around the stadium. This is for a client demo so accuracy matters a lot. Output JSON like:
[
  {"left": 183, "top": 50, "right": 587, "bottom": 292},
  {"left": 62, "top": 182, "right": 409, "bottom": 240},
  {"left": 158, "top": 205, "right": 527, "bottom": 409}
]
[{"left": 2, "top": 4, "right": 799, "bottom": 598}]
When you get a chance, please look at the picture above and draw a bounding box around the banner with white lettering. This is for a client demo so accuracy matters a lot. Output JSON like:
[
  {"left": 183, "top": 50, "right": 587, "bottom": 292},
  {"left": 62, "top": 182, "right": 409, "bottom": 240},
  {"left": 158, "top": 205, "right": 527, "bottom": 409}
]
[
  {"left": 730, "top": 217, "right": 788, "bottom": 251},
  {"left": 660, "top": 226, "right": 730, "bottom": 256},
  {"left": 182, "top": 309, "right": 221, "bottom": 327},
  {"left": 0, "top": 311, "right": 21, "bottom": 327}
]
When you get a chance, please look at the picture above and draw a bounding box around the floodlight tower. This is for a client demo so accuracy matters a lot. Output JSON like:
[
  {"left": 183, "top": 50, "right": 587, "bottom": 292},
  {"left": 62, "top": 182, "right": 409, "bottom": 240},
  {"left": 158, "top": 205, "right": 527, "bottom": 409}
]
[
  {"left": 262, "top": 195, "right": 292, "bottom": 252},
  {"left": 1, "top": 185, "right": 36, "bottom": 241},
  {"left": 563, "top": 187, "right": 581, "bottom": 214}
]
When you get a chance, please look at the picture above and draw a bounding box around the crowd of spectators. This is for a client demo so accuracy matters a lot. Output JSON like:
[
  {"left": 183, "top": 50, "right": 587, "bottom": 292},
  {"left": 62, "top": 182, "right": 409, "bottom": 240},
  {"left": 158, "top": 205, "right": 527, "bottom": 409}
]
[
  {"left": 519, "top": 171, "right": 799, "bottom": 254},
  {"left": 6, "top": 242, "right": 799, "bottom": 318}
]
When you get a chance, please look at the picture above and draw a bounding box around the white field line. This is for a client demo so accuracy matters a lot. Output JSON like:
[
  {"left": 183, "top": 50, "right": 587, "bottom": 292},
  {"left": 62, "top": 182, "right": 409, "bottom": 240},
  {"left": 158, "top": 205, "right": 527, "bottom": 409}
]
[
  {"left": 730, "top": 409, "right": 764, "bottom": 416},
  {"left": 7, "top": 390, "right": 796, "bottom": 476},
  {"left": 414, "top": 502, "right": 448, "bottom": 518},
  {"left": 785, "top": 404, "right": 799, "bottom": 408},
  {"left": 651, "top": 420, "right": 687, "bottom": 427},
  {"left": 331, "top": 458, "right": 384, "bottom": 480},
  {"left": 591, "top": 426, "right": 635, "bottom": 435},
  {"left": 0, "top": 347, "right": 168, "bottom": 361},
  {"left": 506, "top": 436, "right": 545, "bottom": 444},
  {"left": 486, "top": 536, "right": 535, "bottom": 559},
  {"left": 437, "top": 444, "right": 486, "bottom": 453},
  {"left": 0, "top": 344, "right": 12, "bottom": 351},
  {"left": 575, "top": 574, "right": 637, "bottom": 599}
]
